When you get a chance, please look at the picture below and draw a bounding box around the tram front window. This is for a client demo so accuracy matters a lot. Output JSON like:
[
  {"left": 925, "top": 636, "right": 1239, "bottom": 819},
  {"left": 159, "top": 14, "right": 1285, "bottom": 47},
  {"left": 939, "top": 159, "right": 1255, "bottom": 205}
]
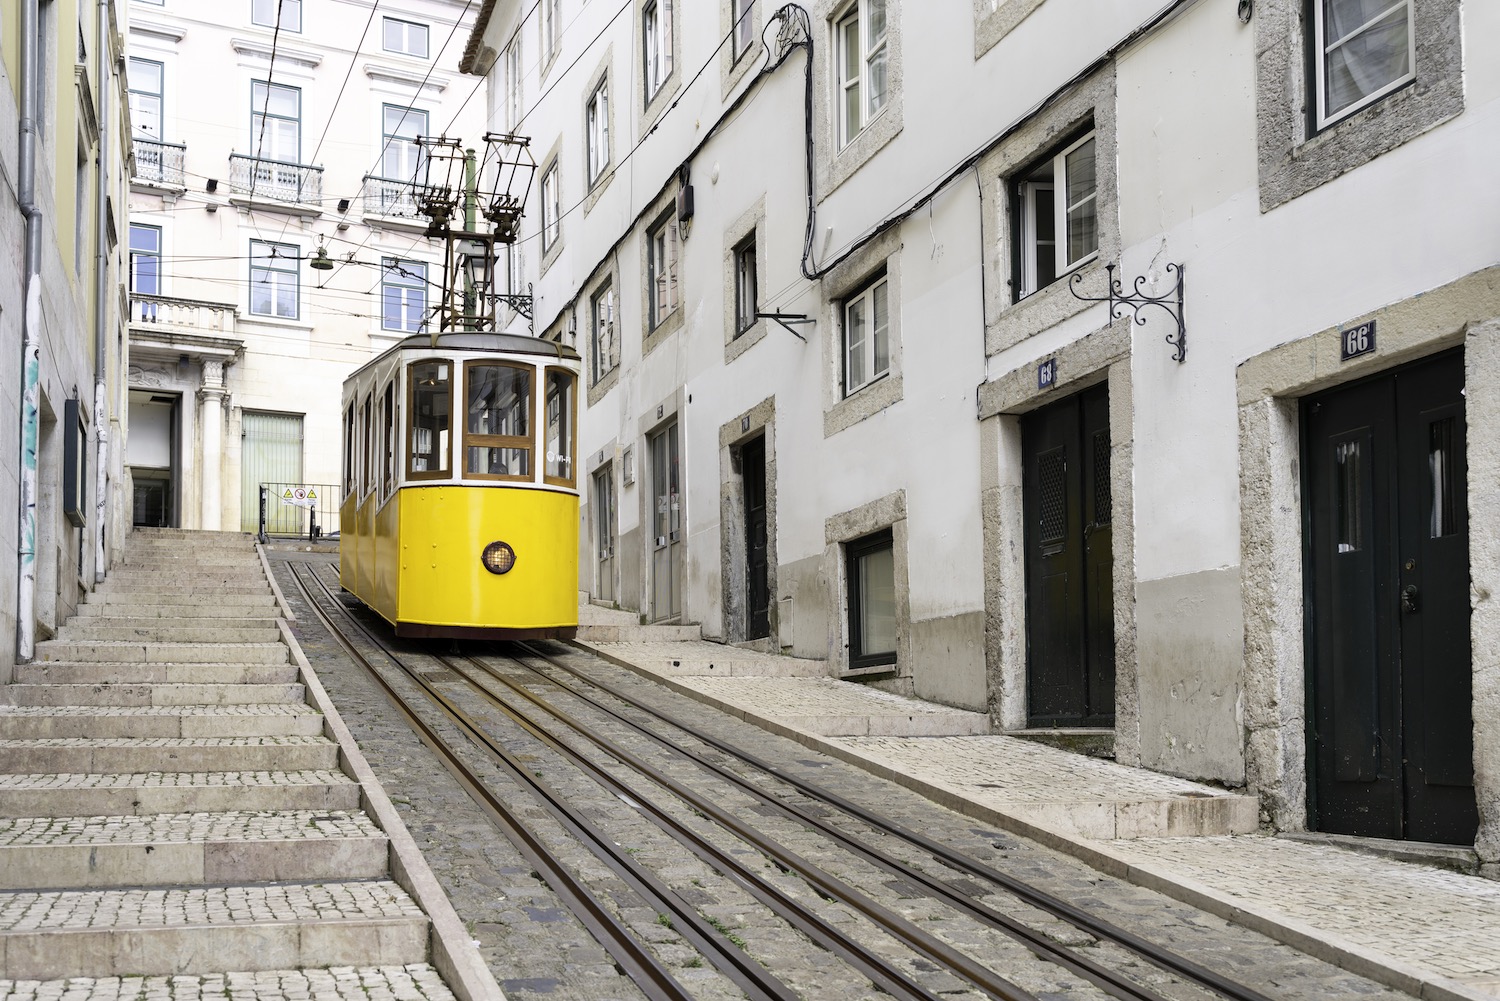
[
  {"left": 465, "top": 363, "right": 532, "bottom": 480},
  {"left": 408, "top": 361, "right": 451, "bottom": 477}
]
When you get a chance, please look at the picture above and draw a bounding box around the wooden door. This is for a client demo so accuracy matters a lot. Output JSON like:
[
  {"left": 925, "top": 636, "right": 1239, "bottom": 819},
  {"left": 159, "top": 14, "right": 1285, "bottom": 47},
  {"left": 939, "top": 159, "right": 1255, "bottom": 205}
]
[
  {"left": 1304, "top": 349, "right": 1477, "bottom": 844},
  {"left": 1022, "top": 383, "right": 1114, "bottom": 726},
  {"left": 742, "top": 435, "right": 770, "bottom": 640}
]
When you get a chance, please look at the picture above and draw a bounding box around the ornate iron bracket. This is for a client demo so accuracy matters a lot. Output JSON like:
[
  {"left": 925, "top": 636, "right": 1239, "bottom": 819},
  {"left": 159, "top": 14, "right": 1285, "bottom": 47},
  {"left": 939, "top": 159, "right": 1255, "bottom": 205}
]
[
  {"left": 1069, "top": 262, "right": 1186, "bottom": 363},
  {"left": 756, "top": 311, "right": 814, "bottom": 342},
  {"left": 492, "top": 289, "right": 534, "bottom": 321}
]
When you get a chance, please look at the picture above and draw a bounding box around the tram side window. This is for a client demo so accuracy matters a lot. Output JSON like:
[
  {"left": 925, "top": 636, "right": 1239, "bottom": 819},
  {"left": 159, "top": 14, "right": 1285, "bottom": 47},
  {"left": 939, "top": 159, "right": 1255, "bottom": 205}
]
[
  {"left": 381, "top": 382, "right": 396, "bottom": 494},
  {"left": 408, "top": 360, "right": 451, "bottom": 478},
  {"left": 360, "top": 395, "right": 373, "bottom": 496},
  {"left": 343, "top": 404, "right": 356, "bottom": 495},
  {"left": 465, "top": 362, "right": 532, "bottom": 480},
  {"left": 544, "top": 368, "right": 575, "bottom": 486}
]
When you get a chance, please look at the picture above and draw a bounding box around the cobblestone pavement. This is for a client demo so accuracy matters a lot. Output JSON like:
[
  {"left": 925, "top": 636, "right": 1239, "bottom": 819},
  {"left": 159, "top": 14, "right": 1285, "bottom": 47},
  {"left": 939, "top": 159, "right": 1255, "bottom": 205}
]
[
  {"left": 0, "top": 965, "right": 454, "bottom": 1001},
  {"left": 274, "top": 555, "right": 1423, "bottom": 1001},
  {"left": 1112, "top": 836, "right": 1500, "bottom": 992}
]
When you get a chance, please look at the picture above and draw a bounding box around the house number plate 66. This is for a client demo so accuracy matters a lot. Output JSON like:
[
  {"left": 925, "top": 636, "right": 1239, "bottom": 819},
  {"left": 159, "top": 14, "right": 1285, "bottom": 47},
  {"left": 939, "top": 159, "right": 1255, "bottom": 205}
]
[{"left": 1341, "top": 320, "right": 1377, "bottom": 361}]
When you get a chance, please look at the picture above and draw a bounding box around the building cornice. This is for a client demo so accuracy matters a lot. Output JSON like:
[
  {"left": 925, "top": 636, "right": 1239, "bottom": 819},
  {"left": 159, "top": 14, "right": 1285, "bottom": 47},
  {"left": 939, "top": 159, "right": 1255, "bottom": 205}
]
[
  {"left": 460, "top": 0, "right": 499, "bottom": 75},
  {"left": 364, "top": 63, "right": 451, "bottom": 94},
  {"left": 231, "top": 37, "right": 324, "bottom": 70},
  {"left": 131, "top": 18, "right": 187, "bottom": 44}
]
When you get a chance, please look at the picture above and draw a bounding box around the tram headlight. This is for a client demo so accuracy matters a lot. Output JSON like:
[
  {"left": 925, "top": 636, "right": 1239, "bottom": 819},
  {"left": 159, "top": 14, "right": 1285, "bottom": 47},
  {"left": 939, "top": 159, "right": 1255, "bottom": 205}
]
[{"left": 481, "top": 541, "right": 517, "bottom": 575}]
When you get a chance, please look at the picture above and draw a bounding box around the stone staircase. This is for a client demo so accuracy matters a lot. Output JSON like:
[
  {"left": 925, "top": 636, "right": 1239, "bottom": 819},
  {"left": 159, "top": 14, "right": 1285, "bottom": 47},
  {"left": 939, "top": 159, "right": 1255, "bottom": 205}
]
[{"left": 0, "top": 529, "right": 475, "bottom": 997}]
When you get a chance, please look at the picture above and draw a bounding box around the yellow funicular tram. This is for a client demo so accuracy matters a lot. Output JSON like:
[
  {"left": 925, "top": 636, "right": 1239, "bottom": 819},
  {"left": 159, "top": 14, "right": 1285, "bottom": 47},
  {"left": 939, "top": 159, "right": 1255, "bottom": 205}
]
[{"left": 338, "top": 333, "right": 581, "bottom": 639}]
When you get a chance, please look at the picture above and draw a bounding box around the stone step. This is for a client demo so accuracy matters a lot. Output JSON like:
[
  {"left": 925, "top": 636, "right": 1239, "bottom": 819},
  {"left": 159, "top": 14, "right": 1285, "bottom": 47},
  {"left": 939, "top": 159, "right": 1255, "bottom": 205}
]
[
  {"left": 104, "top": 570, "right": 271, "bottom": 586},
  {"left": 0, "top": 736, "right": 338, "bottom": 777},
  {"left": 35, "top": 642, "right": 290, "bottom": 666},
  {"left": 0, "top": 964, "right": 457, "bottom": 1001},
  {"left": 0, "top": 809, "right": 388, "bottom": 890},
  {"left": 95, "top": 581, "right": 274, "bottom": 598},
  {"left": 129, "top": 528, "right": 253, "bottom": 541},
  {"left": 83, "top": 591, "right": 278, "bottom": 609},
  {"left": 77, "top": 600, "right": 280, "bottom": 619},
  {"left": 0, "top": 767, "right": 357, "bottom": 817},
  {"left": 56, "top": 621, "right": 283, "bottom": 643},
  {"left": 0, "top": 881, "right": 427, "bottom": 980},
  {"left": 16, "top": 663, "right": 298, "bottom": 686},
  {"left": 2, "top": 683, "right": 306, "bottom": 708},
  {"left": 0, "top": 704, "right": 324, "bottom": 740},
  {"left": 575, "top": 623, "right": 703, "bottom": 642}
]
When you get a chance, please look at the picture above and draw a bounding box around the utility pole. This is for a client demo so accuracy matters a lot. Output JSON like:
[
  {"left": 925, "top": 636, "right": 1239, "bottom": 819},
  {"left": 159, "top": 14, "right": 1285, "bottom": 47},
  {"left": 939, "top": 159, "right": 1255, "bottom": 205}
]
[{"left": 414, "top": 132, "right": 537, "bottom": 344}]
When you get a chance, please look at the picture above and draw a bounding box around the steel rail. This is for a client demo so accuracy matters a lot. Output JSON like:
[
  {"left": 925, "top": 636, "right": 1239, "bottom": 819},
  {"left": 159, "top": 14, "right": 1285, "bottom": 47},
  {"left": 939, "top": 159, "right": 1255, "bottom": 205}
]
[
  {"left": 444, "top": 652, "right": 1039, "bottom": 1001},
  {"left": 470, "top": 650, "right": 1178, "bottom": 1001},
  {"left": 280, "top": 562, "right": 757, "bottom": 1001},
  {"left": 523, "top": 640, "right": 1278, "bottom": 1001}
]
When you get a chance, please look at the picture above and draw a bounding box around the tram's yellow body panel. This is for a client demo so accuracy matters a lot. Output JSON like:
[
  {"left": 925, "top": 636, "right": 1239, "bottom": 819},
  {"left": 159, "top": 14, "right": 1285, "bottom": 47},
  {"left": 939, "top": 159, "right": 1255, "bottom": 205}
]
[{"left": 341, "top": 484, "right": 579, "bottom": 637}]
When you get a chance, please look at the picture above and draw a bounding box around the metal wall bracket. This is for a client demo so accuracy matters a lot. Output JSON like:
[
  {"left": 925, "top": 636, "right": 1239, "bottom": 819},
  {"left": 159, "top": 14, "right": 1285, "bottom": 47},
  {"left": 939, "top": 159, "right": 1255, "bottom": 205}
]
[
  {"left": 756, "top": 311, "right": 814, "bottom": 342},
  {"left": 1069, "top": 262, "right": 1186, "bottom": 363},
  {"left": 493, "top": 293, "right": 534, "bottom": 321}
]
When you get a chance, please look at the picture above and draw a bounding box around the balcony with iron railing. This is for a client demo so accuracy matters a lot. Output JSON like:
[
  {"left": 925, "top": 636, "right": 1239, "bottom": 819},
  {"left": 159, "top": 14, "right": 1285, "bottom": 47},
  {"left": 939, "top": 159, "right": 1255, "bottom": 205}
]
[
  {"left": 361, "top": 175, "right": 432, "bottom": 224},
  {"left": 229, "top": 153, "right": 324, "bottom": 207},
  {"left": 132, "top": 138, "right": 187, "bottom": 188}
]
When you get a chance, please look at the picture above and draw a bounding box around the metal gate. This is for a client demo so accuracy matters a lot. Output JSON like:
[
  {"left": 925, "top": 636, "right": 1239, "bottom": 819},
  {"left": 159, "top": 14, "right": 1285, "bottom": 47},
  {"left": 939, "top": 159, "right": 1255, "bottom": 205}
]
[{"left": 241, "top": 411, "right": 304, "bottom": 533}]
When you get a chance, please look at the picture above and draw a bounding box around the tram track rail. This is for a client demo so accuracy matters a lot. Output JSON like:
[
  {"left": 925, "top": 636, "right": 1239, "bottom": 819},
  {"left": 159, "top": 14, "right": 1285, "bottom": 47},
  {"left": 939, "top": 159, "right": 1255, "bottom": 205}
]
[
  {"left": 285, "top": 557, "right": 1276, "bottom": 1001},
  {"left": 496, "top": 640, "right": 1280, "bottom": 1001},
  {"left": 283, "top": 561, "right": 776, "bottom": 1001}
]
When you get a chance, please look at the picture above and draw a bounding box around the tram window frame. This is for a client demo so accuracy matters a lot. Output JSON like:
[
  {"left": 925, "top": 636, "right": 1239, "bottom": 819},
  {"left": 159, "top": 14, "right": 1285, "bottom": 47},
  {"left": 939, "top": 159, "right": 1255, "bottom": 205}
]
[
  {"left": 543, "top": 366, "right": 577, "bottom": 488},
  {"left": 406, "top": 359, "right": 453, "bottom": 481},
  {"left": 343, "top": 403, "right": 356, "bottom": 495},
  {"left": 462, "top": 360, "right": 535, "bottom": 483},
  {"left": 381, "top": 380, "right": 396, "bottom": 496},
  {"left": 360, "top": 393, "right": 374, "bottom": 498}
]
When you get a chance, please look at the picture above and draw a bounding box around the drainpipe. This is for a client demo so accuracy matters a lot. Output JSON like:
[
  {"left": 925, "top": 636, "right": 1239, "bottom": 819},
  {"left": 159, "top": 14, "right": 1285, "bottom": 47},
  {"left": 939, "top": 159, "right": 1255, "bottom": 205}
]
[
  {"left": 16, "top": 0, "right": 43, "bottom": 663},
  {"left": 93, "top": 0, "right": 112, "bottom": 583}
]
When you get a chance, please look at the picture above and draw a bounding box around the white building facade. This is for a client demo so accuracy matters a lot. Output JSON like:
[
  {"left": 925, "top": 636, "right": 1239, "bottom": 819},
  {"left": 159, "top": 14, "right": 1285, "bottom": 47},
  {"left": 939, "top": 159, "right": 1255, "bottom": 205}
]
[
  {"left": 124, "top": 0, "right": 485, "bottom": 535},
  {"left": 464, "top": 0, "right": 1500, "bottom": 869}
]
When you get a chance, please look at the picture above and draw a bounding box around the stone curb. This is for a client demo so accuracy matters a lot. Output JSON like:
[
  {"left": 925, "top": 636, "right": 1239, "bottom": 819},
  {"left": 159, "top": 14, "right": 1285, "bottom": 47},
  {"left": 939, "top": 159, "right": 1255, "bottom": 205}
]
[
  {"left": 571, "top": 638, "right": 1493, "bottom": 1001},
  {"left": 259, "top": 543, "right": 299, "bottom": 621},
  {"left": 280, "top": 619, "right": 503, "bottom": 1001}
]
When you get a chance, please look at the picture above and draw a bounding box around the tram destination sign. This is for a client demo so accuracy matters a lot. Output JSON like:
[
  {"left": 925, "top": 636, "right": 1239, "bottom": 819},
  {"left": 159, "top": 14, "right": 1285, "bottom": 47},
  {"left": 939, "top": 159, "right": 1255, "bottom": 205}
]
[{"left": 1341, "top": 320, "right": 1377, "bottom": 361}]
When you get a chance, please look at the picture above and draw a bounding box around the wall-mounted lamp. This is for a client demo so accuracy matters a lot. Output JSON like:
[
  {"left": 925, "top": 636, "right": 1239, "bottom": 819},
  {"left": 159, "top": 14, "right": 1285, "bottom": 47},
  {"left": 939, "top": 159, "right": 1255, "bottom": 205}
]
[
  {"left": 1237, "top": 0, "right": 1252, "bottom": 23},
  {"left": 205, "top": 178, "right": 218, "bottom": 193},
  {"left": 337, "top": 198, "right": 350, "bottom": 213}
]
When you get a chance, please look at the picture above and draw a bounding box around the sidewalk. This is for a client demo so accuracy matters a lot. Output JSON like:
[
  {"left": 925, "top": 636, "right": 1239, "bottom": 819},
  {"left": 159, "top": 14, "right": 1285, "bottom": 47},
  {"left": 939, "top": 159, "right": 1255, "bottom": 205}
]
[{"left": 574, "top": 605, "right": 1500, "bottom": 1001}]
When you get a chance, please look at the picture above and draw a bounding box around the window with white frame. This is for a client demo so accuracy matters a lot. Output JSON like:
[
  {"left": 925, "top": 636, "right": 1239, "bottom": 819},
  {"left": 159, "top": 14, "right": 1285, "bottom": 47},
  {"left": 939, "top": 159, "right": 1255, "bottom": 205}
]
[
  {"left": 586, "top": 80, "right": 609, "bottom": 186},
  {"left": 541, "top": 161, "right": 561, "bottom": 252},
  {"left": 540, "top": 0, "right": 560, "bottom": 64},
  {"left": 835, "top": 0, "right": 888, "bottom": 148},
  {"left": 646, "top": 212, "right": 679, "bottom": 330},
  {"left": 506, "top": 39, "right": 523, "bottom": 130},
  {"left": 1011, "top": 128, "right": 1096, "bottom": 300},
  {"left": 590, "top": 282, "right": 618, "bottom": 385},
  {"left": 249, "top": 240, "right": 299, "bottom": 320},
  {"left": 507, "top": 243, "right": 524, "bottom": 298},
  {"left": 382, "top": 17, "right": 429, "bottom": 58},
  {"left": 381, "top": 105, "right": 427, "bottom": 182},
  {"left": 128, "top": 57, "right": 163, "bottom": 139},
  {"left": 732, "top": 0, "right": 755, "bottom": 59},
  {"left": 381, "top": 259, "right": 427, "bottom": 332},
  {"left": 251, "top": 0, "right": 300, "bottom": 32},
  {"left": 842, "top": 272, "right": 888, "bottom": 396},
  {"left": 1313, "top": 0, "right": 1413, "bottom": 130},
  {"left": 642, "top": 0, "right": 673, "bottom": 102},
  {"left": 251, "top": 80, "right": 301, "bottom": 164},
  {"left": 733, "top": 234, "right": 758, "bottom": 337},
  {"left": 129, "top": 224, "right": 161, "bottom": 322}
]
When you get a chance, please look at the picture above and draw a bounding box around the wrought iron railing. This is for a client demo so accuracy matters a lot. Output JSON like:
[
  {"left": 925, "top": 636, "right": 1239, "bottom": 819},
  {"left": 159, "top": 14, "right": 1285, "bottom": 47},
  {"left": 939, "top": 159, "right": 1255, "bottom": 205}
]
[
  {"left": 361, "top": 175, "right": 430, "bottom": 219},
  {"left": 229, "top": 153, "right": 324, "bottom": 205},
  {"left": 133, "top": 138, "right": 187, "bottom": 187},
  {"left": 128, "top": 293, "right": 238, "bottom": 332},
  {"left": 258, "top": 483, "right": 342, "bottom": 541}
]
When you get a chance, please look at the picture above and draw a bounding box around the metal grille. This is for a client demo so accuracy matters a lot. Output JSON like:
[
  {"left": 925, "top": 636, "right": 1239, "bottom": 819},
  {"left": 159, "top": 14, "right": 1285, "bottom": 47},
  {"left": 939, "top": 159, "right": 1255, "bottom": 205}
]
[
  {"left": 241, "top": 411, "right": 303, "bottom": 533},
  {"left": 1038, "top": 449, "right": 1066, "bottom": 545},
  {"left": 1092, "top": 430, "right": 1111, "bottom": 524}
]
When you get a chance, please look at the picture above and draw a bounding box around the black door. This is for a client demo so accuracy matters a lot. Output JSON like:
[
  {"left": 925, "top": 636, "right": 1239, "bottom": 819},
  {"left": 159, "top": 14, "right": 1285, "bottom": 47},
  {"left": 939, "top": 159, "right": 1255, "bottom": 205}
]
[
  {"left": 742, "top": 435, "right": 770, "bottom": 640},
  {"left": 1022, "top": 383, "right": 1114, "bottom": 726},
  {"left": 1304, "top": 349, "right": 1477, "bottom": 844}
]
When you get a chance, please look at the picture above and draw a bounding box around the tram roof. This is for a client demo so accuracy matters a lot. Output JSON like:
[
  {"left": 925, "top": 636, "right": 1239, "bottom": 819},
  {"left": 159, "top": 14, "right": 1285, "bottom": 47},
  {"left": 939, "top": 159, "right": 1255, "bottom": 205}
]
[{"left": 346, "top": 332, "right": 581, "bottom": 385}]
